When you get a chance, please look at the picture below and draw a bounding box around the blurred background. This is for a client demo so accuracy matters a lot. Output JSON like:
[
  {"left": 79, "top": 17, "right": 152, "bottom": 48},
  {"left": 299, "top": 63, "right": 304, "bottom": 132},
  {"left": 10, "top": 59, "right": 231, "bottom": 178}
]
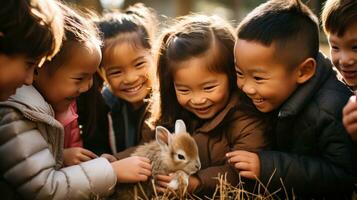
[{"left": 64, "top": 0, "right": 330, "bottom": 56}]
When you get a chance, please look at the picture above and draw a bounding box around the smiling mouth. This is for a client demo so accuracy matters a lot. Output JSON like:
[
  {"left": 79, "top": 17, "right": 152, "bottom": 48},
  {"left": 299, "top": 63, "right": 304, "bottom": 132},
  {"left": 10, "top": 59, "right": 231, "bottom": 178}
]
[
  {"left": 122, "top": 83, "right": 144, "bottom": 93},
  {"left": 192, "top": 105, "right": 212, "bottom": 113},
  {"left": 341, "top": 70, "right": 357, "bottom": 78},
  {"left": 252, "top": 98, "right": 264, "bottom": 104}
]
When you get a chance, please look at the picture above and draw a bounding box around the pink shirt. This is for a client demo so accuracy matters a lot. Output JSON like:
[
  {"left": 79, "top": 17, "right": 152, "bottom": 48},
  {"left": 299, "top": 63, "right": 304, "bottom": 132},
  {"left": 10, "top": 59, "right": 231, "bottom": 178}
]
[{"left": 55, "top": 101, "right": 83, "bottom": 148}]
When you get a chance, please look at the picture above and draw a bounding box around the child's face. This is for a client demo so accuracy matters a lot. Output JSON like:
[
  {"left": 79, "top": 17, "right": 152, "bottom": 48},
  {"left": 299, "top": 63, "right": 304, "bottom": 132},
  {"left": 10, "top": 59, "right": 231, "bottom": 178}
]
[
  {"left": 0, "top": 54, "right": 36, "bottom": 101},
  {"left": 102, "top": 41, "right": 152, "bottom": 109},
  {"left": 173, "top": 57, "right": 230, "bottom": 119},
  {"left": 234, "top": 39, "right": 299, "bottom": 113},
  {"left": 328, "top": 22, "right": 357, "bottom": 87},
  {"left": 35, "top": 43, "right": 101, "bottom": 113}
]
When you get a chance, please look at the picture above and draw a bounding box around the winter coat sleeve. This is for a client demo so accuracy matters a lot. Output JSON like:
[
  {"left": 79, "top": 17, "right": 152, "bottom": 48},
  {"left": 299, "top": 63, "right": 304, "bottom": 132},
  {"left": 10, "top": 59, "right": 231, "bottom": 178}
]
[
  {"left": 0, "top": 107, "right": 117, "bottom": 200},
  {"left": 258, "top": 119, "right": 357, "bottom": 198},
  {"left": 196, "top": 114, "right": 270, "bottom": 194}
]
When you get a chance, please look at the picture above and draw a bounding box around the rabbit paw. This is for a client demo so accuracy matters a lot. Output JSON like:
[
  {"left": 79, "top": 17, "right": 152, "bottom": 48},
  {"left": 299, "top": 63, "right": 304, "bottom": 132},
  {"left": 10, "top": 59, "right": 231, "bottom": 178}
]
[{"left": 167, "top": 171, "right": 189, "bottom": 190}]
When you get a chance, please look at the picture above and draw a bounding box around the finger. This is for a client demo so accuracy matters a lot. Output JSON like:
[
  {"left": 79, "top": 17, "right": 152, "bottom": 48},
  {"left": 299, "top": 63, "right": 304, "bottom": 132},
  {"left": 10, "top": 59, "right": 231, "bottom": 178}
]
[
  {"left": 137, "top": 174, "right": 149, "bottom": 182},
  {"left": 140, "top": 168, "right": 152, "bottom": 177},
  {"left": 78, "top": 154, "right": 92, "bottom": 162},
  {"left": 156, "top": 174, "right": 172, "bottom": 182},
  {"left": 239, "top": 171, "right": 256, "bottom": 179},
  {"left": 157, "top": 180, "right": 169, "bottom": 188},
  {"left": 229, "top": 155, "right": 250, "bottom": 163},
  {"left": 227, "top": 150, "right": 255, "bottom": 159},
  {"left": 138, "top": 156, "right": 151, "bottom": 163},
  {"left": 343, "top": 110, "right": 357, "bottom": 125},
  {"left": 345, "top": 123, "right": 357, "bottom": 135},
  {"left": 81, "top": 149, "right": 98, "bottom": 159},
  {"left": 343, "top": 97, "right": 357, "bottom": 114},
  {"left": 226, "top": 150, "right": 243, "bottom": 158},
  {"left": 139, "top": 161, "right": 152, "bottom": 170},
  {"left": 234, "top": 162, "right": 251, "bottom": 171}
]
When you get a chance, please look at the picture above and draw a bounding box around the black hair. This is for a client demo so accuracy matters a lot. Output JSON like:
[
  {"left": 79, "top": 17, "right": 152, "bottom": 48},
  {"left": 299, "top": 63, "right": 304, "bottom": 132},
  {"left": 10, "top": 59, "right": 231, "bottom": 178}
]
[
  {"left": 321, "top": 0, "right": 357, "bottom": 37},
  {"left": 96, "top": 3, "right": 157, "bottom": 56},
  {"left": 237, "top": 0, "right": 319, "bottom": 69},
  {"left": 0, "top": 0, "right": 64, "bottom": 64}
]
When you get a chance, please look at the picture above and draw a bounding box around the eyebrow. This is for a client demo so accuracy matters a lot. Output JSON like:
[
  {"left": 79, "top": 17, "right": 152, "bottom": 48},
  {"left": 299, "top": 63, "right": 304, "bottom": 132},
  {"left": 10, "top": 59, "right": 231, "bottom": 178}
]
[
  {"left": 74, "top": 72, "right": 91, "bottom": 77},
  {"left": 174, "top": 80, "right": 219, "bottom": 87},
  {"left": 236, "top": 65, "right": 267, "bottom": 74},
  {"left": 105, "top": 55, "right": 146, "bottom": 70},
  {"left": 132, "top": 55, "right": 146, "bottom": 64}
]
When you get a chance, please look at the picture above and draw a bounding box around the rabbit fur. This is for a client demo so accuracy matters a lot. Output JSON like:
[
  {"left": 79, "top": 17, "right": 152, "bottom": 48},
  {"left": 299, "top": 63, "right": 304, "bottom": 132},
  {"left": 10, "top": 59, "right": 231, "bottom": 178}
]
[{"left": 110, "top": 119, "right": 201, "bottom": 199}]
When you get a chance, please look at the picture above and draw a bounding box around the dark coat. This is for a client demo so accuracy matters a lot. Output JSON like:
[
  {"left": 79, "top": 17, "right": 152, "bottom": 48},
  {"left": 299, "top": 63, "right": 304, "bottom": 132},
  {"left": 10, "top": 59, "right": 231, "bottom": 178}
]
[
  {"left": 258, "top": 54, "right": 357, "bottom": 199},
  {"left": 102, "top": 87, "right": 155, "bottom": 159}
]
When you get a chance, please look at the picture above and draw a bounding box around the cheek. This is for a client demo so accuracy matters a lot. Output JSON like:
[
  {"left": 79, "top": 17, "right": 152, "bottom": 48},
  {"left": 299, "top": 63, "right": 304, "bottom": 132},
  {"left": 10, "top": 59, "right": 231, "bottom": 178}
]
[
  {"left": 330, "top": 52, "right": 339, "bottom": 66},
  {"left": 175, "top": 93, "right": 188, "bottom": 107},
  {"left": 107, "top": 77, "right": 122, "bottom": 91}
]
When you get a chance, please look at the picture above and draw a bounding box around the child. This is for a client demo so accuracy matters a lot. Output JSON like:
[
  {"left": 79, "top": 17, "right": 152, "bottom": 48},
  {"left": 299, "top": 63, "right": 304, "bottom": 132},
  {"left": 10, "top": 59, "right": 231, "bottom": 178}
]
[
  {"left": 151, "top": 15, "right": 270, "bottom": 196},
  {"left": 95, "top": 3, "right": 158, "bottom": 158},
  {"left": 321, "top": 0, "right": 357, "bottom": 143},
  {"left": 226, "top": 0, "right": 357, "bottom": 198},
  {"left": 0, "top": 0, "right": 63, "bottom": 101},
  {"left": 0, "top": 3, "right": 152, "bottom": 199}
]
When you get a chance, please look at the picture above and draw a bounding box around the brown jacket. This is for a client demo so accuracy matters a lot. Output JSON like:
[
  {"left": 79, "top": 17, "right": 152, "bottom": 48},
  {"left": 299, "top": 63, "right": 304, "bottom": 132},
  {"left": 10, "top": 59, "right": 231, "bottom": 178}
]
[{"left": 190, "top": 93, "right": 270, "bottom": 195}]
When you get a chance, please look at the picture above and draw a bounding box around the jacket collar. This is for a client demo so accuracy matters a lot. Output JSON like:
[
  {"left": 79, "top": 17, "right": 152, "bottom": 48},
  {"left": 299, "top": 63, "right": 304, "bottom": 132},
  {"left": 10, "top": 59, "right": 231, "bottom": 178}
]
[
  {"left": 278, "top": 53, "right": 333, "bottom": 118},
  {"left": 0, "top": 85, "right": 62, "bottom": 128},
  {"left": 195, "top": 93, "right": 238, "bottom": 133}
]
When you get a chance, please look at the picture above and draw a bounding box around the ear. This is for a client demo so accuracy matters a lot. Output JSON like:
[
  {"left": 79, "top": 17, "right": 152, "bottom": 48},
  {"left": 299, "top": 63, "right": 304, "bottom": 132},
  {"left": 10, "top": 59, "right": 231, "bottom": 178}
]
[
  {"left": 156, "top": 126, "right": 172, "bottom": 148},
  {"left": 296, "top": 58, "right": 316, "bottom": 84},
  {"left": 174, "top": 119, "right": 186, "bottom": 134}
]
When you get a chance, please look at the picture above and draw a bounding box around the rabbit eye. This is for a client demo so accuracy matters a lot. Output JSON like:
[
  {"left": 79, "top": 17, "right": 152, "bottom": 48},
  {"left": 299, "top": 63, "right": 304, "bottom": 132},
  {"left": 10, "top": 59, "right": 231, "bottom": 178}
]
[{"left": 177, "top": 154, "right": 185, "bottom": 160}]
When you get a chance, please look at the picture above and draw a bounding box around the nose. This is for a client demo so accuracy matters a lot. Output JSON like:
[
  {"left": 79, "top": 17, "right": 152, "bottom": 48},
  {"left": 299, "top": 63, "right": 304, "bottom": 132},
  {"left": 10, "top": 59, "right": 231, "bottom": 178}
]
[
  {"left": 240, "top": 80, "right": 256, "bottom": 95},
  {"left": 123, "top": 71, "right": 139, "bottom": 84},
  {"left": 339, "top": 51, "right": 355, "bottom": 67},
  {"left": 195, "top": 160, "right": 201, "bottom": 170},
  {"left": 190, "top": 93, "right": 207, "bottom": 105}
]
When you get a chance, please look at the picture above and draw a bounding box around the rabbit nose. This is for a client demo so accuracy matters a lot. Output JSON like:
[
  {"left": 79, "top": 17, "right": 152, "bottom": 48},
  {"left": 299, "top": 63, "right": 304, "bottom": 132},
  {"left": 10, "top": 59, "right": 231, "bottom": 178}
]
[{"left": 195, "top": 161, "right": 201, "bottom": 170}]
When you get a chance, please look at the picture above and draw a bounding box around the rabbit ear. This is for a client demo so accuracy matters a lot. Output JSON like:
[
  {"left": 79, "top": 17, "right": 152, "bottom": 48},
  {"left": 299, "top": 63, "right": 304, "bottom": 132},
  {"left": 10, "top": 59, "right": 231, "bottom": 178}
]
[
  {"left": 156, "top": 126, "right": 172, "bottom": 148},
  {"left": 174, "top": 119, "right": 186, "bottom": 134}
]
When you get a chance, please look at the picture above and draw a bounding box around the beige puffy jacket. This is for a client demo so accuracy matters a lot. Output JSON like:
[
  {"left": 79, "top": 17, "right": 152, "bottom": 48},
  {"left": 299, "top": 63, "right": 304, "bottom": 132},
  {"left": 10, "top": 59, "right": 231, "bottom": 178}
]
[{"left": 0, "top": 85, "right": 116, "bottom": 199}]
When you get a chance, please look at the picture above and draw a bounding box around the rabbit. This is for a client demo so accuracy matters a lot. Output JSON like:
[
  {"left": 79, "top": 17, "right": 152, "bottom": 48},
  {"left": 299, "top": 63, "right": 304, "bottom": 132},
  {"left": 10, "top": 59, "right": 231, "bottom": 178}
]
[{"left": 110, "top": 119, "right": 201, "bottom": 200}]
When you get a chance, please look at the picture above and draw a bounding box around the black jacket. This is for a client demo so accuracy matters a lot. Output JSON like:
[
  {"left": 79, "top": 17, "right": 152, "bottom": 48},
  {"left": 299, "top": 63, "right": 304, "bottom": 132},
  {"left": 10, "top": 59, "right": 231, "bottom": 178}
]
[{"left": 258, "top": 54, "right": 357, "bottom": 199}]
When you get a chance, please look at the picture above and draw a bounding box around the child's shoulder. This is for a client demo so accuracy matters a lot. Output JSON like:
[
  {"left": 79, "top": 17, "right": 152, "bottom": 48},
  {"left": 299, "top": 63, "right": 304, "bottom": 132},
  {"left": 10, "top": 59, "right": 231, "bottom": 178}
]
[{"left": 102, "top": 86, "right": 122, "bottom": 109}]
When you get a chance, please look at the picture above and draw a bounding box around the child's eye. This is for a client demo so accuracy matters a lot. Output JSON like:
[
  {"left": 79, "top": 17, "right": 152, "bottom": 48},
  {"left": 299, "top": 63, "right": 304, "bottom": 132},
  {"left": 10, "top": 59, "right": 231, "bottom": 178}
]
[
  {"left": 352, "top": 45, "right": 357, "bottom": 51},
  {"left": 73, "top": 77, "right": 84, "bottom": 81},
  {"left": 175, "top": 87, "right": 190, "bottom": 94},
  {"left": 177, "top": 89, "right": 189, "bottom": 93},
  {"left": 135, "top": 61, "right": 146, "bottom": 68},
  {"left": 203, "top": 85, "right": 217, "bottom": 92},
  {"left": 108, "top": 70, "right": 122, "bottom": 76},
  {"left": 235, "top": 69, "right": 244, "bottom": 77},
  {"left": 254, "top": 76, "right": 265, "bottom": 81}
]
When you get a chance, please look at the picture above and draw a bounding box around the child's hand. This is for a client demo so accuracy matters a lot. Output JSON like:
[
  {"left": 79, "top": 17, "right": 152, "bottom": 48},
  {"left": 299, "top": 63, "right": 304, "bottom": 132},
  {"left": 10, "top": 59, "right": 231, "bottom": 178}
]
[
  {"left": 111, "top": 156, "right": 152, "bottom": 183},
  {"left": 187, "top": 174, "right": 201, "bottom": 193},
  {"left": 343, "top": 95, "right": 357, "bottom": 141},
  {"left": 226, "top": 150, "right": 260, "bottom": 179},
  {"left": 100, "top": 153, "right": 117, "bottom": 162},
  {"left": 63, "top": 147, "right": 98, "bottom": 166},
  {"left": 155, "top": 174, "right": 172, "bottom": 193}
]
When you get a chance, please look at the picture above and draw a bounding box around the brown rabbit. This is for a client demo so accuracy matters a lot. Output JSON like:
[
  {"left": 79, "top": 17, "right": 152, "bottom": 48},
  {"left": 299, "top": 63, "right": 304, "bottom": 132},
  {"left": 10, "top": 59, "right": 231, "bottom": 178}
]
[{"left": 110, "top": 119, "right": 201, "bottom": 200}]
